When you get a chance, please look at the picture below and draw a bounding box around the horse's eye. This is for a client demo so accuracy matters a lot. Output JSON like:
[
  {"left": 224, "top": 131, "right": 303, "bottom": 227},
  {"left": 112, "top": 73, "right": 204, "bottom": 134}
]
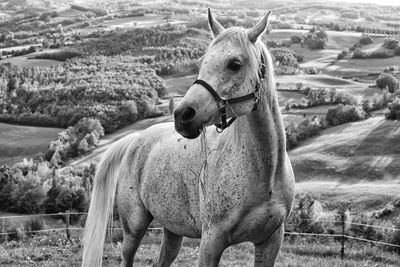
[{"left": 227, "top": 59, "right": 242, "bottom": 72}]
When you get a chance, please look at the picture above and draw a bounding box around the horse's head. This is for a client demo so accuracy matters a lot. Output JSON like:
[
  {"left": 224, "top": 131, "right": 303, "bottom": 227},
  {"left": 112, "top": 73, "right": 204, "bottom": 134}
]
[{"left": 174, "top": 9, "right": 271, "bottom": 139}]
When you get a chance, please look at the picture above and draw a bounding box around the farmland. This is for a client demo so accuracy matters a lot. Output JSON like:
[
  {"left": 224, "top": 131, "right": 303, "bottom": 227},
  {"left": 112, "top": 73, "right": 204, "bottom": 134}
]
[{"left": 0, "top": 122, "right": 61, "bottom": 166}]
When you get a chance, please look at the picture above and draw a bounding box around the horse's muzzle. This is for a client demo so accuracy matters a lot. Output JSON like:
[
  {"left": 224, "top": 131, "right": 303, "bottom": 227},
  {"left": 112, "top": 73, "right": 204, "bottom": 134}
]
[{"left": 174, "top": 106, "right": 202, "bottom": 139}]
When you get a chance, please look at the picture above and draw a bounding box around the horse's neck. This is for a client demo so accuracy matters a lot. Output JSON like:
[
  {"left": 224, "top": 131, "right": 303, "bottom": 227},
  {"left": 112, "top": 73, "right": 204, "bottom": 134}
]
[{"left": 226, "top": 84, "right": 286, "bottom": 189}]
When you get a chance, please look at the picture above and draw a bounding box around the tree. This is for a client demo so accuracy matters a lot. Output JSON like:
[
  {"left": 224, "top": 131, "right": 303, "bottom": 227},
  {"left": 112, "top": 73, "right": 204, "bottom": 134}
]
[
  {"left": 78, "top": 138, "right": 90, "bottom": 154},
  {"left": 290, "top": 35, "right": 302, "bottom": 44},
  {"left": 57, "top": 24, "right": 64, "bottom": 36},
  {"left": 42, "top": 38, "right": 50, "bottom": 48},
  {"left": 168, "top": 97, "right": 174, "bottom": 114},
  {"left": 376, "top": 73, "right": 399, "bottom": 93}
]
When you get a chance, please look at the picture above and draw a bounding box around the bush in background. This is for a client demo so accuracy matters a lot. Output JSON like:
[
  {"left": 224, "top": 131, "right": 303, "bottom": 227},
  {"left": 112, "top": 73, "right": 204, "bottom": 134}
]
[
  {"left": 46, "top": 117, "right": 105, "bottom": 166},
  {"left": 386, "top": 97, "right": 400, "bottom": 120},
  {"left": 34, "top": 50, "right": 82, "bottom": 61},
  {"left": 376, "top": 73, "right": 399, "bottom": 93},
  {"left": 383, "top": 38, "right": 399, "bottom": 50},
  {"left": 359, "top": 36, "right": 373, "bottom": 46},
  {"left": 325, "top": 104, "right": 366, "bottom": 126},
  {"left": 290, "top": 35, "right": 302, "bottom": 44},
  {"left": 286, "top": 117, "right": 326, "bottom": 150}
]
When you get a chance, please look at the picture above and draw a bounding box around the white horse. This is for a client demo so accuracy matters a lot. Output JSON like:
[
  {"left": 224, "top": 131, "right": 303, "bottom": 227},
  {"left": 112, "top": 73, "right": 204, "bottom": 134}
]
[{"left": 82, "top": 9, "right": 295, "bottom": 267}]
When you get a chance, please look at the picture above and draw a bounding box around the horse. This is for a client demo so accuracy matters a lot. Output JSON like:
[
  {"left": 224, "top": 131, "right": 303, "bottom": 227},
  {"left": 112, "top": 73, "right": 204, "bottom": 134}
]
[{"left": 82, "top": 9, "right": 295, "bottom": 267}]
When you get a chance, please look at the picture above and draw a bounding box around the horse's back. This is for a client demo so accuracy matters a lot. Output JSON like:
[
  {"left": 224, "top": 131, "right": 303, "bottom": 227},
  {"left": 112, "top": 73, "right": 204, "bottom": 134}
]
[{"left": 118, "top": 122, "right": 203, "bottom": 237}]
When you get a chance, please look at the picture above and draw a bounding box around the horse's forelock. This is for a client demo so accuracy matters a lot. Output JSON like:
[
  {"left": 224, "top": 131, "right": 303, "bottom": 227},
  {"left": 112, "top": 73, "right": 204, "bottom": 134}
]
[{"left": 209, "top": 27, "right": 272, "bottom": 86}]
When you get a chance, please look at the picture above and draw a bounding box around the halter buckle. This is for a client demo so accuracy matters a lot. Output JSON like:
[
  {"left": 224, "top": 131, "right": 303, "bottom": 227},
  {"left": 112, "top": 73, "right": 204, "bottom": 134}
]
[{"left": 216, "top": 99, "right": 227, "bottom": 110}]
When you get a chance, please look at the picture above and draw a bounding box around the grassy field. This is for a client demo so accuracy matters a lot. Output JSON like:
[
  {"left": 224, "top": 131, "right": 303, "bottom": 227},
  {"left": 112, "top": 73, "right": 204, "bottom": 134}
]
[
  {"left": 76, "top": 14, "right": 169, "bottom": 34},
  {"left": 0, "top": 56, "right": 62, "bottom": 67},
  {"left": 0, "top": 232, "right": 398, "bottom": 266},
  {"left": 164, "top": 74, "right": 196, "bottom": 96},
  {"left": 270, "top": 29, "right": 361, "bottom": 68},
  {"left": 0, "top": 122, "right": 61, "bottom": 166},
  {"left": 289, "top": 115, "right": 400, "bottom": 182},
  {"left": 276, "top": 74, "right": 381, "bottom": 99},
  {"left": 0, "top": 49, "right": 63, "bottom": 67},
  {"left": 324, "top": 56, "right": 400, "bottom": 77}
]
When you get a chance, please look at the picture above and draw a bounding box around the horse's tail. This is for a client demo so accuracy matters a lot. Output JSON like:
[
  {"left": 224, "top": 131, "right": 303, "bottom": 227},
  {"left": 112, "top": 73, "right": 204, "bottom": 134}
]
[{"left": 82, "top": 134, "right": 137, "bottom": 267}]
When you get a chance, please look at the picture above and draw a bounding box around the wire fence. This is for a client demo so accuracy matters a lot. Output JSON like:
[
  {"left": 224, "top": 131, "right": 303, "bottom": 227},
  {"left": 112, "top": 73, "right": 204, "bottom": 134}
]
[{"left": 1, "top": 212, "right": 400, "bottom": 251}]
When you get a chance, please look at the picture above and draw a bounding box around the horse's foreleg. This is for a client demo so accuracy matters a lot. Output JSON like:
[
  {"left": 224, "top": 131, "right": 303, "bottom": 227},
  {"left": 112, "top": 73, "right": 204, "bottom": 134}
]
[
  {"left": 152, "top": 228, "right": 183, "bottom": 267},
  {"left": 253, "top": 224, "right": 284, "bottom": 267},
  {"left": 197, "top": 231, "right": 227, "bottom": 267},
  {"left": 120, "top": 208, "right": 153, "bottom": 267}
]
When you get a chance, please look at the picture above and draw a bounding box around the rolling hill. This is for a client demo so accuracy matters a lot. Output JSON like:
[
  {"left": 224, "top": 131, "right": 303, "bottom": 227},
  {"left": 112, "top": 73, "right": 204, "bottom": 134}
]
[
  {"left": 0, "top": 122, "right": 61, "bottom": 166},
  {"left": 289, "top": 114, "right": 400, "bottom": 182}
]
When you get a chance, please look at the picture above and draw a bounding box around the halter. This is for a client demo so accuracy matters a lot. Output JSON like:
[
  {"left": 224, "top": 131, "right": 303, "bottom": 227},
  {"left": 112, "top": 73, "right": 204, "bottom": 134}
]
[{"left": 193, "top": 54, "right": 266, "bottom": 133}]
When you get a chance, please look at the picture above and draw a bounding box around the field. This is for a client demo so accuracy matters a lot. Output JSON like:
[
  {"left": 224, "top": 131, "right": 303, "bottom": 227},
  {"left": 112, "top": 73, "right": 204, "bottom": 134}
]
[
  {"left": 75, "top": 14, "right": 170, "bottom": 35},
  {"left": 0, "top": 232, "right": 399, "bottom": 266},
  {"left": 0, "top": 49, "right": 64, "bottom": 67},
  {"left": 270, "top": 29, "right": 362, "bottom": 67},
  {"left": 290, "top": 115, "right": 400, "bottom": 182},
  {"left": 324, "top": 56, "right": 400, "bottom": 77},
  {"left": 0, "top": 122, "right": 61, "bottom": 166}
]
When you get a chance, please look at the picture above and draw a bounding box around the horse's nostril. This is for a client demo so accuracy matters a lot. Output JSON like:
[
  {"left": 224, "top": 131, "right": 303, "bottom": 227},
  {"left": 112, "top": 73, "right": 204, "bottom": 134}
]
[{"left": 181, "top": 107, "right": 197, "bottom": 123}]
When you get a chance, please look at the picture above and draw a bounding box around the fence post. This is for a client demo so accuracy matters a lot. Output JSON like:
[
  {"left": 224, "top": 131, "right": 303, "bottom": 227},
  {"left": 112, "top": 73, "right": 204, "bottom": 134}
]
[
  {"left": 340, "top": 213, "right": 345, "bottom": 259},
  {"left": 65, "top": 210, "right": 70, "bottom": 240}
]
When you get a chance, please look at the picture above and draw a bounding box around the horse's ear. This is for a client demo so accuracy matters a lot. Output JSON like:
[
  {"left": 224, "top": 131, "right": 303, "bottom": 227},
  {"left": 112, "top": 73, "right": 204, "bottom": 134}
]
[
  {"left": 208, "top": 8, "right": 225, "bottom": 38},
  {"left": 248, "top": 10, "right": 271, "bottom": 43}
]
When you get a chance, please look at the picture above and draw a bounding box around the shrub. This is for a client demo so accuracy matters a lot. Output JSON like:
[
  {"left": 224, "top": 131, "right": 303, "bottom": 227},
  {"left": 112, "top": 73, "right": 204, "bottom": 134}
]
[
  {"left": 359, "top": 36, "right": 373, "bottom": 46},
  {"left": 325, "top": 104, "right": 366, "bottom": 126},
  {"left": 334, "top": 92, "right": 358, "bottom": 106},
  {"left": 46, "top": 117, "right": 105, "bottom": 165},
  {"left": 286, "top": 117, "right": 325, "bottom": 150},
  {"left": 392, "top": 221, "right": 400, "bottom": 253},
  {"left": 368, "top": 50, "right": 392, "bottom": 58},
  {"left": 34, "top": 50, "right": 81, "bottom": 61},
  {"left": 302, "top": 66, "right": 318, "bottom": 75},
  {"left": 395, "top": 47, "right": 400, "bottom": 56},
  {"left": 296, "top": 54, "right": 304, "bottom": 63},
  {"left": 290, "top": 35, "right": 302, "bottom": 44},
  {"left": 386, "top": 97, "right": 400, "bottom": 120},
  {"left": 376, "top": 73, "right": 399, "bottom": 93},
  {"left": 337, "top": 50, "right": 347, "bottom": 60},
  {"left": 24, "top": 217, "right": 45, "bottom": 237},
  {"left": 286, "top": 194, "right": 326, "bottom": 234},
  {"left": 270, "top": 47, "right": 298, "bottom": 66},
  {"left": 308, "top": 38, "right": 326, "bottom": 49},
  {"left": 383, "top": 38, "right": 399, "bottom": 50},
  {"left": 353, "top": 48, "right": 367, "bottom": 58}
]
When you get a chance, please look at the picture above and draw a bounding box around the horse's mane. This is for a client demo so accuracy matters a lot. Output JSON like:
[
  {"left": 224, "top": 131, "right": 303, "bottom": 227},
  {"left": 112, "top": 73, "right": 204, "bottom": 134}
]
[{"left": 210, "top": 27, "right": 277, "bottom": 110}]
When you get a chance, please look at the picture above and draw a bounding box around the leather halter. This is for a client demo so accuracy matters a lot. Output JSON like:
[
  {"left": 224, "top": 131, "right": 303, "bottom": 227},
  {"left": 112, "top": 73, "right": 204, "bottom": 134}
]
[{"left": 193, "top": 54, "right": 266, "bottom": 133}]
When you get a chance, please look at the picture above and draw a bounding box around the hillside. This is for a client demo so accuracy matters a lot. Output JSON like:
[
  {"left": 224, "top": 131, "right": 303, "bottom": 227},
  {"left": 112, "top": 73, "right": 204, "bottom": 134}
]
[
  {"left": 289, "top": 115, "right": 400, "bottom": 182},
  {"left": 0, "top": 122, "right": 61, "bottom": 166}
]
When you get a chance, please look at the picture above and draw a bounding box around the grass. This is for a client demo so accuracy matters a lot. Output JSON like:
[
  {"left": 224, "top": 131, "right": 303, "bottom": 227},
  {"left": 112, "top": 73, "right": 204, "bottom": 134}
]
[
  {"left": 0, "top": 56, "right": 62, "bottom": 67},
  {"left": 0, "top": 232, "right": 398, "bottom": 266},
  {"left": 77, "top": 14, "right": 168, "bottom": 34},
  {"left": 165, "top": 74, "right": 196, "bottom": 96},
  {"left": 324, "top": 56, "right": 400, "bottom": 77},
  {"left": 289, "top": 115, "right": 400, "bottom": 183},
  {"left": 0, "top": 122, "right": 61, "bottom": 166},
  {"left": 276, "top": 74, "right": 381, "bottom": 99},
  {"left": 269, "top": 29, "right": 361, "bottom": 68}
]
